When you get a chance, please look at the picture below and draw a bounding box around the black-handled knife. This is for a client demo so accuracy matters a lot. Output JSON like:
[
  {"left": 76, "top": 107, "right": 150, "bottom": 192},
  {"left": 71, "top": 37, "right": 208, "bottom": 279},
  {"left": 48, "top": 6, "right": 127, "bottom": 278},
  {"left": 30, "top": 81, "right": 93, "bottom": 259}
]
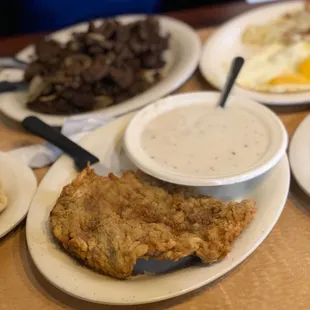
[{"left": 22, "top": 116, "right": 106, "bottom": 172}]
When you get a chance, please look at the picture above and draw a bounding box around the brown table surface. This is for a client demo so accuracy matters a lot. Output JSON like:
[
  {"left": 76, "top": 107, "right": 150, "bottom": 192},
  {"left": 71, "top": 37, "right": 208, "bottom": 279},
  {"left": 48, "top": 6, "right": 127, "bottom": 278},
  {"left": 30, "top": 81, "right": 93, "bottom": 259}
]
[{"left": 1, "top": 2, "right": 310, "bottom": 310}]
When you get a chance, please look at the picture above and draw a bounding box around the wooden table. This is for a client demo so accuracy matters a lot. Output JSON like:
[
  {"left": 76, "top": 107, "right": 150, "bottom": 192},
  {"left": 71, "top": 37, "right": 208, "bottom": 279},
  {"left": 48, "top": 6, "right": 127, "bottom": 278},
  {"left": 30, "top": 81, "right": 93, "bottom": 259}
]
[{"left": 1, "top": 2, "right": 310, "bottom": 309}]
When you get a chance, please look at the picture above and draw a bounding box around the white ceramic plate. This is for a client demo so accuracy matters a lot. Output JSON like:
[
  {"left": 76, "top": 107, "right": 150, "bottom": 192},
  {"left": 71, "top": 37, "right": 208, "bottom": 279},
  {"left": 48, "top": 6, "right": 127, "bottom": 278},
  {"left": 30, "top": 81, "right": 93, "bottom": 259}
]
[
  {"left": 124, "top": 92, "right": 288, "bottom": 186},
  {"left": 26, "top": 113, "right": 290, "bottom": 305},
  {"left": 289, "top": 114, "right": 310, "bottom": 195},
  {"left": 0, "top": 15, "right": 201, "bottom": 126},
  {"left": 0, "top": 152, "right": 37, "bottom": 239},
  {"left": 199, "top": 1, "right": 309, "bottom": 105}
]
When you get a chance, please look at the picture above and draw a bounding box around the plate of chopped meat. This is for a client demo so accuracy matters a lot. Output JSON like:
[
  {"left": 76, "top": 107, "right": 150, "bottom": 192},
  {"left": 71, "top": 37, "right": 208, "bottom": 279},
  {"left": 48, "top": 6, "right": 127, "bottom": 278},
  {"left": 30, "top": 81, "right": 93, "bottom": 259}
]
[
  {"left": 26, "top": 113, "right": 290, "bottom": 305},
  {"left": 0, "top": 15, "right": 200, "bottom": 126}
]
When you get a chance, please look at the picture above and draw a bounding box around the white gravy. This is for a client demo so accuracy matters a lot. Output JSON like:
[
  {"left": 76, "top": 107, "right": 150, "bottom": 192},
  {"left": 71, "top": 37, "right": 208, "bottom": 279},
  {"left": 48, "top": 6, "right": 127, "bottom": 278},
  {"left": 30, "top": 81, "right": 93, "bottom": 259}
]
[{"left": 141, "top": 104, "right": 269, "bottom": 176}]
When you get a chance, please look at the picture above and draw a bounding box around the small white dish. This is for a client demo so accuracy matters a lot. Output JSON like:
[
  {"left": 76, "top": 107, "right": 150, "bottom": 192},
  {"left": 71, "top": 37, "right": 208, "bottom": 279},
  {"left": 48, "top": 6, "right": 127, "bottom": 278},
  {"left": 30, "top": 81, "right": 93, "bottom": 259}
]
[
  {"left": 289, "top": 114, "right": 310, "bottom": 195},
  {"left": 124, "top": 92, "right": 288, "bottom": 186},
  {"left": 0, "top": 152, "right": 37, "bottom": 239},
  {"left": 26, "top": 113, "right": 290, "bottom": 305},
  {"left": 199, "top": 1, "right": 309, "bottom": 105},
  {"left": 0, "top": 15, "right": 201, "bottom": 126}
]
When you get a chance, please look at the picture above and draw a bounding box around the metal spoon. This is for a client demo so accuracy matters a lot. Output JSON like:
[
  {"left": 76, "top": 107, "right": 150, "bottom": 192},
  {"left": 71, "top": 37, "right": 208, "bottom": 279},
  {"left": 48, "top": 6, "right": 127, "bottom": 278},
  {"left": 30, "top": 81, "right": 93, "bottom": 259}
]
[{"left": 217, "top": 56, "right": 244, "bottom": 108}]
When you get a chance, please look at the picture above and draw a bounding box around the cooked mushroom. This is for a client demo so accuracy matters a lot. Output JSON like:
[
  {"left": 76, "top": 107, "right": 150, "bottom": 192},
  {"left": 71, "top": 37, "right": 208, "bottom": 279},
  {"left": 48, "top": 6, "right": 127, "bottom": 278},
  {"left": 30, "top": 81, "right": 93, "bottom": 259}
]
[{"left": 28, "top": 75, "right": 50, "bottom": 102}]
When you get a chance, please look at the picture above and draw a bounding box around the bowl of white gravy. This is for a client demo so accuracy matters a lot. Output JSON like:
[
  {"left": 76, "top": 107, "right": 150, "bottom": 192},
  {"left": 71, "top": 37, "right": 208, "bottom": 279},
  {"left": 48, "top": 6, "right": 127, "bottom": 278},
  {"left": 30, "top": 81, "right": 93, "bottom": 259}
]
[{"left": 124, "top": 92, "right": 288, "bottom": 186}]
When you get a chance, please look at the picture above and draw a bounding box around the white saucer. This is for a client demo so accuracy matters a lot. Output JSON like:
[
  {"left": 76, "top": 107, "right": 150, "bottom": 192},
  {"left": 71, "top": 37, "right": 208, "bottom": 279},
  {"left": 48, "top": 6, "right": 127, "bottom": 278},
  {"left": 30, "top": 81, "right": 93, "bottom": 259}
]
[
  {"left": 0, "top": 152, "right": 37, "bottom": 239},
  {"left": 0, "top": 15, "right": 201, "bottom": 126},
  {"left": 124, "top": 92, "right": 288, "bottom": 186},
  {"left": 289, "top": 114, "right": 310, "bottom": 195},
  {"left": 26, "top": 113, "right": 290, "bottom": 305},
  {"left": 199, "top": 1, "right": 309, "bottom": 105}
]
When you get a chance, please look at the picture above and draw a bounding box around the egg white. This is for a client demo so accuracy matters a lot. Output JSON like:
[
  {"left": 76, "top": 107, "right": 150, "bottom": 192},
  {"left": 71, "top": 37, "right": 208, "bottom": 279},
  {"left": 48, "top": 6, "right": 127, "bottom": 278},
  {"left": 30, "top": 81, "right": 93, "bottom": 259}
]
[{"left": 237, "top": 42, "right": 310, "bottom": 93}]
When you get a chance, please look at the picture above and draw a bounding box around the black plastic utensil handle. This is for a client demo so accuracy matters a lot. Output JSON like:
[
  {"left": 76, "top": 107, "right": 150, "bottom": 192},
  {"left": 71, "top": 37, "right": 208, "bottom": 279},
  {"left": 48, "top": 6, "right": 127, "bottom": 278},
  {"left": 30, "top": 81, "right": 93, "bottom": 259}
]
[
  {"left": 0, "top": 81, "right": 27, "bottom": 93},
  {"left": 218, "top": 56, "right": 245, "bottom": 108},
  {"left": 22, "top": 116, "right": 99, "bottom": 170}
]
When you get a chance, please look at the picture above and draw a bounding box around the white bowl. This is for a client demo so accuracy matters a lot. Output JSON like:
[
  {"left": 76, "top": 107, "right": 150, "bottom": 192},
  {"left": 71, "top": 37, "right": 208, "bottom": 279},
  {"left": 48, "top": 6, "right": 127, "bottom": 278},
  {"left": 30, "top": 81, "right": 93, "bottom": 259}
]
[{"left": 124, "top": 92, "right": 288, "bottom": 186}]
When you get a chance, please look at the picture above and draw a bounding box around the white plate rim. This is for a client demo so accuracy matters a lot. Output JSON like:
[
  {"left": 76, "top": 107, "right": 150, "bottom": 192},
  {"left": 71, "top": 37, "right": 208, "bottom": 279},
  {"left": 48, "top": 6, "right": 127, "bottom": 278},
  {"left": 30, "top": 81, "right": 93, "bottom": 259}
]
[
  {"left": 199, "top": 0, "right": 310, "bottom": 106},
  {"left": 0, "top": 152, "right": 37, "bottom": 239},
  {"left": 26, "top": 113, "right": 290, "bottom": 305},
  {"left": 289, "top": 114, "right": 310, "bottom": 195},
  {"left": 124, "top": 91, "right": 288, "bottom": 186},
  {"left": 0, "top": 14, "right": 201, "bottom": 126}
]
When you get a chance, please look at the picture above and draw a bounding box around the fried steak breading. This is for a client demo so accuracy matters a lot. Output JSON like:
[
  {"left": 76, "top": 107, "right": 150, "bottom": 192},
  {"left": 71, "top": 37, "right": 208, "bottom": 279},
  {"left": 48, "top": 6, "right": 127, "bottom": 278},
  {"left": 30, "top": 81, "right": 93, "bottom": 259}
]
[{"left": 50, "top": 168, "right": 256, "bottom": 279}]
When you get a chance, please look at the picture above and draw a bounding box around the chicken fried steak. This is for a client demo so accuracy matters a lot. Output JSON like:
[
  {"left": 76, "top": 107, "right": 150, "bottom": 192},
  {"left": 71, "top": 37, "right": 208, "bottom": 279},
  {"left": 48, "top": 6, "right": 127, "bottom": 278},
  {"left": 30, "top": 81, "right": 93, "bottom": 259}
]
[{"left": 50, "top": 167, "right": 256, "bottom": 279}]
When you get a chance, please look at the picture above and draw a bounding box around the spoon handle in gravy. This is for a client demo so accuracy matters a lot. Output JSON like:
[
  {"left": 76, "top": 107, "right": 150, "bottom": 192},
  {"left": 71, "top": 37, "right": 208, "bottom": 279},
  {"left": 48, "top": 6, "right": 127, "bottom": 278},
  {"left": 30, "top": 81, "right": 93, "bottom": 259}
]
[{"left": 218, "top": 56, "right": 244, "bottom": 108}]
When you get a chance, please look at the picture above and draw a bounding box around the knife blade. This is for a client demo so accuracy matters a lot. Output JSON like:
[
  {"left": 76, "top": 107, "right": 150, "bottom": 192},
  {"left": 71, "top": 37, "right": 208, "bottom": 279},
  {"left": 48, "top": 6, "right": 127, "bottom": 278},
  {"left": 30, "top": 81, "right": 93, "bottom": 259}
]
[{"left": 22, "top": 116, "right": 112, "bottom": 176}]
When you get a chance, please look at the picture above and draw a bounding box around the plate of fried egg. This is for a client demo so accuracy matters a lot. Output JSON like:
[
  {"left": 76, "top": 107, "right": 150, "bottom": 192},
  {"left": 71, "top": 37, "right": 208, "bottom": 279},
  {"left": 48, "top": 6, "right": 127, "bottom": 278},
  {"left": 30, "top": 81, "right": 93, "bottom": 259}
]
[{"left": 200, "top": 1, "right": 310, "bottom": 105}]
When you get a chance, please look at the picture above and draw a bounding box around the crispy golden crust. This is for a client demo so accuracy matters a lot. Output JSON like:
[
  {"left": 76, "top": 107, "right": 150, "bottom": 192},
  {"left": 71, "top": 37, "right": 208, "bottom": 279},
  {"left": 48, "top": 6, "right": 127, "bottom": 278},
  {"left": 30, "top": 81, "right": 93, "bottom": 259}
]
[{"left": 50, "top": 167, "right": 256, "bottom": 279}]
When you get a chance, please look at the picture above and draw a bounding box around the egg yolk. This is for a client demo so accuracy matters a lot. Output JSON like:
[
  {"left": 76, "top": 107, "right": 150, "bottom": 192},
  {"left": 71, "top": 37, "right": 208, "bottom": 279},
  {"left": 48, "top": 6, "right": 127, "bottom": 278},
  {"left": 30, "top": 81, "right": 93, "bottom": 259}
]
[
  {"left": 268, "top": 56, "right": 310, "bottom": 85},
  {"left": 298, "top": 57, "right": 310, "bottom": 79},
  {"left": 268, "top": 73, "right": 310, "bottom": 85}
]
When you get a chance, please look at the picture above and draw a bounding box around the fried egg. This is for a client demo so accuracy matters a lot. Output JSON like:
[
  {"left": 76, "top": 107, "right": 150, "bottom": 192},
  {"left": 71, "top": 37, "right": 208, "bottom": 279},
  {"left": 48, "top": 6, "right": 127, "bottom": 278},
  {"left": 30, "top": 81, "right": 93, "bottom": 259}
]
[{"left": 237, "top": 42, "right": 310, "bottom": 93}]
